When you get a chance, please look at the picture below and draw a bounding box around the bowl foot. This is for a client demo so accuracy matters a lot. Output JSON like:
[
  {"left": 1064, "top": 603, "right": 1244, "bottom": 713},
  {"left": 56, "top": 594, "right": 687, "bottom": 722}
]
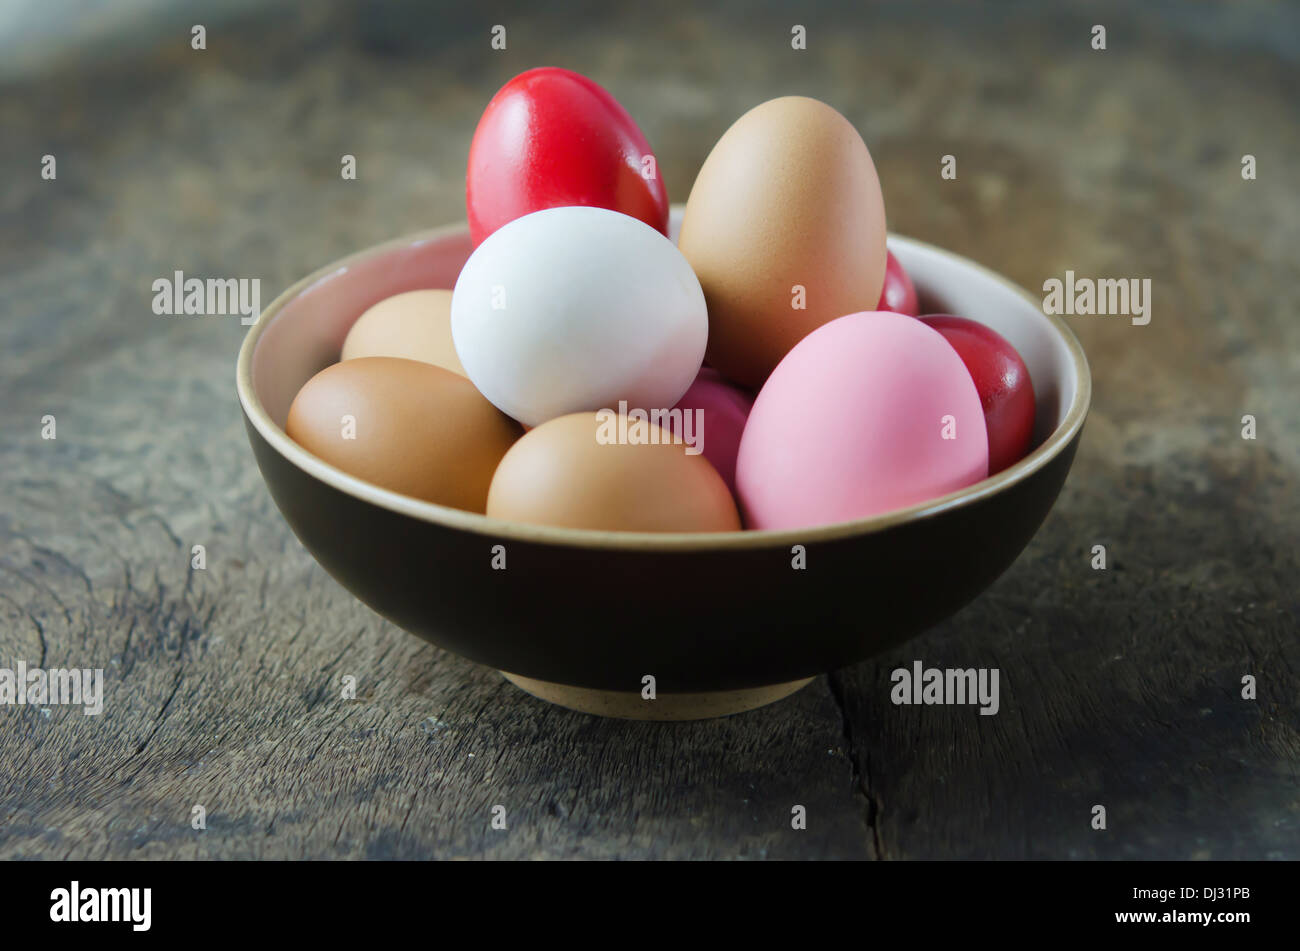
[{"left": 499, "top": 671, "right": 815, "bottom": 720}]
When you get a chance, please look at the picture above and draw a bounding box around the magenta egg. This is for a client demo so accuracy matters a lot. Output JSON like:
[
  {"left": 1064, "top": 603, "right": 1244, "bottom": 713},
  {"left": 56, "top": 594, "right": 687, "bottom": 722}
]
[
  {"left": 665, "top": 367, "right": 754, "bottom": 494},
  {"left": 736, "top": 311, "right": 989, "bottom": 530}
]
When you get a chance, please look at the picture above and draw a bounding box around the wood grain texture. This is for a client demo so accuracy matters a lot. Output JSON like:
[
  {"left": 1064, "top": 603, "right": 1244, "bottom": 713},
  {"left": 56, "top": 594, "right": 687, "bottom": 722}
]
[{"left": 1, "top": 0, "right": 1296, "bottom": 859}]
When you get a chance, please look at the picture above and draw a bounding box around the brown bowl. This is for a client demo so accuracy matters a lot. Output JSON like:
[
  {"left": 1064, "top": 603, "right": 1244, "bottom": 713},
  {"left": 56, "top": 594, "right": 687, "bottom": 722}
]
[{"left": 236, "top": 209, "right": 1090, "bottom": 719}]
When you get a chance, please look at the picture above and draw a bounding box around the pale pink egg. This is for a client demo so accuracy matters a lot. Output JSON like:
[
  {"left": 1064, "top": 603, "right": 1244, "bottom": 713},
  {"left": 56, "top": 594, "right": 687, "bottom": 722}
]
[
  {"left": 665, "top": 367, "right": 755, "bottom": 494},
  {"left": 736, "top": 311, "right": 989, "bottom": 530}
]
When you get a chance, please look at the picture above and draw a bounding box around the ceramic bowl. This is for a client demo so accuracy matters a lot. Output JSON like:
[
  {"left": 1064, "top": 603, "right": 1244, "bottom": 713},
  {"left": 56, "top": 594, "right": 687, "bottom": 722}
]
[{"left": 237, "top": 209, "right": 1090, "bottom": 719}]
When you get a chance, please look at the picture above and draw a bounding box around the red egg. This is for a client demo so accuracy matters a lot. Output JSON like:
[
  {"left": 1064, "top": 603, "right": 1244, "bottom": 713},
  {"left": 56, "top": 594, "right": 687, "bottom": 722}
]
[
  {"left": 877, "top": 250, "right": 918, "bottom": 316},
  {"left": 920, "top": 314, "right": 1036, "bottom": 474},
  {"left": 466, "top": 67, "right": 670, "bottom": 247}
]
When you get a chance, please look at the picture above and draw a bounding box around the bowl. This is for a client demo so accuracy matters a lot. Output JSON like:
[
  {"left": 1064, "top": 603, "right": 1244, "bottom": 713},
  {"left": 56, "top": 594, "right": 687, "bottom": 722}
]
[{"left": 236, "top": 208, "right": 1090, "bottom": 719}]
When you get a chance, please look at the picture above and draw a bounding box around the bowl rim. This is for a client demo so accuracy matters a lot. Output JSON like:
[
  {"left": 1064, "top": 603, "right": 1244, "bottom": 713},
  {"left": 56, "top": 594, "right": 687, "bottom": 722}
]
[{"left": 237, "top": 222, "right": 1091, "bottom": 551}]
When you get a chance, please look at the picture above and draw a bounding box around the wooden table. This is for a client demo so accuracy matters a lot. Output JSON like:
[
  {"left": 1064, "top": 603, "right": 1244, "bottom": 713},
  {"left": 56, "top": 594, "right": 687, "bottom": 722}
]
[{"left": 2, "top": 0, "right": 1296, "bottom": 859}]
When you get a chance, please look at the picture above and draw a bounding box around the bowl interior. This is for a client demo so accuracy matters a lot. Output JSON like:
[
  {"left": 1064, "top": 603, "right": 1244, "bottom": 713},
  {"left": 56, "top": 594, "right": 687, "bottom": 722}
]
[
  {"left": 244, "top": 207, "right": 1086, "bottom": 541},
  {"left": 253, "top": 228, "right": 474, "bottom": 429}
]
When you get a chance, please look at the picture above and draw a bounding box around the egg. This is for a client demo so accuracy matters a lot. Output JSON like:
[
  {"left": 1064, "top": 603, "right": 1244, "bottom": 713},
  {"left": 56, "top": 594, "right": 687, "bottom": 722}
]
[
  {"left": 664, "top": 367, "right": 754, "bottom": 495},
  {"left": 285, "top": 357, "right": 521, "bottom": 511},
  {"left": 677, "top": 96, "right": 888, "bottom": 388},
  {"left": 341, "top": 290, "right": 465, "bottom": 376},
  {"left": 466, "top": 67, "right": 669, "bottom": 246},
  {"left": 451, "top": 206, "right": 708, "bottom": 428},
  {"left": 487, "top": 412, "right": 741, "bottom": 532},
  {"left": 736, "top": 312, "right": 988, "bottom": 530},
  {"left": 920, "top": 314, "right": 1036, "bottom": 474},
  {"left": 877, "top": 250, "right": 919, "bottom": 317}
]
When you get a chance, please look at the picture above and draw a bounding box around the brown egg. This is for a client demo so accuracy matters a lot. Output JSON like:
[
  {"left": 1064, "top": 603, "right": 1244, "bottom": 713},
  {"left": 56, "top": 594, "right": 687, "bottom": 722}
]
[
  {"left": 341, "top": 290, "right": 466, "bottom": 376},
  {"left": 487, "top": 412, "right": 741, "bottom": 532},
  {"left": 286, "top": 357, "right": 520, "bottom": 511},
  {"left": 677, "top": 96, "right": 887, "bottom": 388}
]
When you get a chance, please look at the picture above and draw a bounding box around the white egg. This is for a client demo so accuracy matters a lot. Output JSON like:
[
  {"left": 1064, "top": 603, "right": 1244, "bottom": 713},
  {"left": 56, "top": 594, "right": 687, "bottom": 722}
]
[{"left": 450, "top": 206, "right": 708, "bottom": 428}]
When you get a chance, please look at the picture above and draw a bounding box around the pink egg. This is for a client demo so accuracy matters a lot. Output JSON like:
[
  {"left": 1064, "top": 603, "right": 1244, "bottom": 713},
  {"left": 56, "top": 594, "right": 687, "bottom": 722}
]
[
  {"left": 665, "top": 367, "right": 754, "bottom": 494},
  {"left": 736, "top": 311, "right": 989, "bottom": 530}
]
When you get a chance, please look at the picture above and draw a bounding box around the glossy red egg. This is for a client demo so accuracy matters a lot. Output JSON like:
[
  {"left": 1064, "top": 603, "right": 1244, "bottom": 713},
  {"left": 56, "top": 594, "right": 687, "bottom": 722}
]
[
  {"left": 466, "top": 67, "right": 670, "bottom": 246},
  {"left": 877, "top": 250, "right": 918, "bottom": 316},
  {"left": 920, "top": 314, "right": 1036, "bottom": 474}
]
